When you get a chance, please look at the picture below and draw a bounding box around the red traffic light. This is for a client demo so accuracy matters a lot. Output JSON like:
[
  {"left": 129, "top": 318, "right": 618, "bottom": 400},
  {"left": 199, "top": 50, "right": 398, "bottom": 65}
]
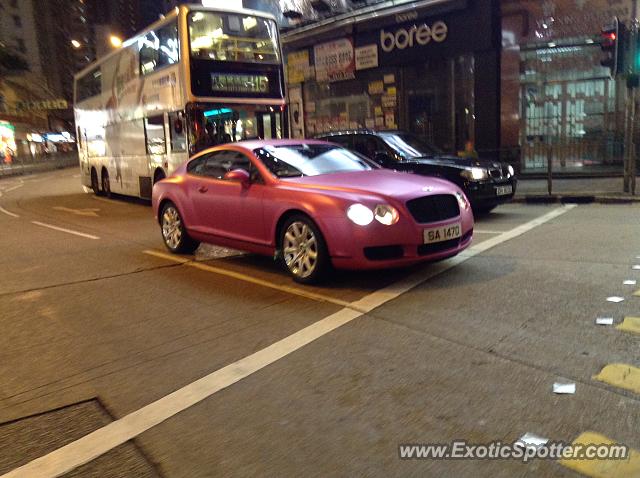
[{"left": 602, "top": 32, "right": 617, "bottom": 41}]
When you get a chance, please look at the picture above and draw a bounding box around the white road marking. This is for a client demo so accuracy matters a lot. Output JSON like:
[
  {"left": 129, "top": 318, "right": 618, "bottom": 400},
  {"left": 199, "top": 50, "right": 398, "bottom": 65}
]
[
  {"left": 3, "top": 205, "right": 576, "bottom": 478},
  {"left": 30, "top": 221, "right": 100, "bottom": 240},
  {"left": 473, "top": 229, "right": 506, "bottom": 234},
  {"left": 0, "top": 206, "right": 19, "bottom": 218},
  {"left": 52, "top": 206, "right": 100, "bottom": 217}
]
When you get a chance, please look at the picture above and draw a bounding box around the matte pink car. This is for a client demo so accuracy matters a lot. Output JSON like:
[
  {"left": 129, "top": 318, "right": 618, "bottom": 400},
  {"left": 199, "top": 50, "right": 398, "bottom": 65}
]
[{"left": 152, "top": 139, "right": 473, "bottom": 283}]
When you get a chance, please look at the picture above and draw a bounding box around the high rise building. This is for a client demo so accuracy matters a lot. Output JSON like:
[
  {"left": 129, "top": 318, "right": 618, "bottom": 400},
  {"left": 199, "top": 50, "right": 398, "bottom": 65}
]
[{"left": 0, "top": 0, "right": 43, "bottom": 75}]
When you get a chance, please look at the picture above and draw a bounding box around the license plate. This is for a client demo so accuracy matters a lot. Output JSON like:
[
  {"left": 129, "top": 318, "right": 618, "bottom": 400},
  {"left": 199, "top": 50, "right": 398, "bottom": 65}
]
[
  {"left": 423, "top": 223, "right": 461, "bottom": 244},
  {"left": 496, "top": 185, "right": 513, "bottom": 196}
]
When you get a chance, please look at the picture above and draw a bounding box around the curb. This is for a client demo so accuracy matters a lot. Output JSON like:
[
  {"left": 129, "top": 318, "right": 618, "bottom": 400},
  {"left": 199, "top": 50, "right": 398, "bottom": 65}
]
[{"left": 513, "top": 195, "right": 640, "bottom": 204}]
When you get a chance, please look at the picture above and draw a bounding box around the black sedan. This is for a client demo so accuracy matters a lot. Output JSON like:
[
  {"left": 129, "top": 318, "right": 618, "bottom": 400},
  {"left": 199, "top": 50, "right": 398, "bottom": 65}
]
[{"left": 318, "top": 130, "right": 516, "bottom": 213}]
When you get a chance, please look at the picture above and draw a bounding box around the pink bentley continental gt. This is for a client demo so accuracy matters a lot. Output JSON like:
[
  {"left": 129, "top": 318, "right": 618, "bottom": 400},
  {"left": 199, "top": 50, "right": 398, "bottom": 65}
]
[{"left": 152, "top": 139, "right": 473, "bottom": 283}]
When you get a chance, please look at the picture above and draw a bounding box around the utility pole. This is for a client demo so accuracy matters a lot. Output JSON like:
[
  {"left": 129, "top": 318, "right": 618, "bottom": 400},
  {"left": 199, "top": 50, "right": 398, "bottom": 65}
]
[{"left": 624, "top": 1, "right": 639, "bottom": 194}]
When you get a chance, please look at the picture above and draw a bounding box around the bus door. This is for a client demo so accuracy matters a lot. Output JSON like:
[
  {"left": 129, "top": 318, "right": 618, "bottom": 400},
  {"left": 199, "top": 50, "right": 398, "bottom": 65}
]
[{"left": 256, "top": 109, "right": 284, "bottom": 140}]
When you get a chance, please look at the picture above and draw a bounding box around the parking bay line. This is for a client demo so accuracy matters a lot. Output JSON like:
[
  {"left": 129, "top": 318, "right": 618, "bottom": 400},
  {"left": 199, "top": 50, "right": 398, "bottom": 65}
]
[
  {"left": 4, "top": 204, "right": 576, "bottom": 478},
  {"left": 142, "top": 249, "right": 358, "bottom": 311},
  {"left": 558, "top": 431, "right": 640, "bottom": 477},
  {"left": 31, "top": 221, "right": 100, "bottom": 240}
]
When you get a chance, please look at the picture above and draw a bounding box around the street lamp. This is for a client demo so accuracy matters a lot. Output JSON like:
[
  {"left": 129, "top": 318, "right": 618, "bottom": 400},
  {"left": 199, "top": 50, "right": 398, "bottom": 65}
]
[
  {"left": 71, "top": 39, "right": 81, "bottom": 48},
  {"left": 110, "top": 35, "right": 122, "bottom": 48}
]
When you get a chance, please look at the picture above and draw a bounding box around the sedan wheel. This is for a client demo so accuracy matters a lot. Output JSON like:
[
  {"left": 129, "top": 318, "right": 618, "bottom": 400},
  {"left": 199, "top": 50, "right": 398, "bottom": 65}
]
[
  {"left": 280, "top": 215, "right": 330, "bottom": 283},
  {"left": 160, "top": 202, "right": 199, "bottom": 254}
]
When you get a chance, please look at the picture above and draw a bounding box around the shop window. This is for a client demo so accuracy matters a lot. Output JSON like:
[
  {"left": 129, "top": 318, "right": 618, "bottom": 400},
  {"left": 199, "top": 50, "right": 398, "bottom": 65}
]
[
  {"left": 139, "top": 21, "right": 179, "bottom": 75},
  {"left": 144, "top": 115, "right": 166, "bottom": 155}
]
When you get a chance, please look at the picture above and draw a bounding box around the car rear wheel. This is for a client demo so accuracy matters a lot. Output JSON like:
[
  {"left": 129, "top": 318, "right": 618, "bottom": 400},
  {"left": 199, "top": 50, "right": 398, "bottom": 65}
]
[
  {"left": 280, "top": 215, "right": 330, "bottom": 284},
  {"left": 160, "top": 202, "right": 199, "bottom": 254}
]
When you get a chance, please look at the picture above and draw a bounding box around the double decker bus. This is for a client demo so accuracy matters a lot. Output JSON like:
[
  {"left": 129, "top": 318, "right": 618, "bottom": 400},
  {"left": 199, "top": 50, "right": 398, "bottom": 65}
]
[{"left": 73, "top": 5, "right": 286, "bottom": 199}]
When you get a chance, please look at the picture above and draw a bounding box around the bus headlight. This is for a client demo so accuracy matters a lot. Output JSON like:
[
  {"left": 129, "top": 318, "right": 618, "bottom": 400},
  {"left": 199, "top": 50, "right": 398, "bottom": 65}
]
[
  {"left": 347, "top": 203, "right": 374, "bottom": 226},
  {"left": 374, "top": 204, "right": 399, "bottom": 225}
]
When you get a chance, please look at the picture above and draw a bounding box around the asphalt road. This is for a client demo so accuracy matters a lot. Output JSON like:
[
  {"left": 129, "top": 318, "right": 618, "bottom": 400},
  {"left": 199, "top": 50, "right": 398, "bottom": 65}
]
[{"left": 1, "top": 169, "right": 639, "bottom": 477}]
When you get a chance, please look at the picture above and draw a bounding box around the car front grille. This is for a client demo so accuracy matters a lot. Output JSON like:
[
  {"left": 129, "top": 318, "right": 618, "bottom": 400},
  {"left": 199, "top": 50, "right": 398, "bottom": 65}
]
[
  {"left": 489, "top": 167, "right": 503, "bottom": 179},
  {"left": 406, "top": 194, "right": 460, "bottom": 223}
]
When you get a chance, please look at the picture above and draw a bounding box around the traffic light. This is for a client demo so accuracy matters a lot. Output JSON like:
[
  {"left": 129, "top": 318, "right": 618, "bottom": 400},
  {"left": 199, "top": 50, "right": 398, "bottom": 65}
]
[{"left": 600, "top": 18, "right": 626, "bottom": 77}]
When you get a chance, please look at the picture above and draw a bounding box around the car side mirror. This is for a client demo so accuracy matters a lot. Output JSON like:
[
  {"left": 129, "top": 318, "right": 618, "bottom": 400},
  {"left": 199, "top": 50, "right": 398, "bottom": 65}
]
[
  {"left": 224, "top": 168, "right": 251, "bottom": 186},
  {"left": 374, "top": 151, "right": 392, "bottom": 165}
]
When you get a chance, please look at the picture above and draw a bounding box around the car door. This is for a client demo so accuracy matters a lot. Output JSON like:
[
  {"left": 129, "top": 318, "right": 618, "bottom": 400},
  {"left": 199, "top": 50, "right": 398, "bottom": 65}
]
[{"left": 188, "top": 149, "right": 266, "bottom": 244}]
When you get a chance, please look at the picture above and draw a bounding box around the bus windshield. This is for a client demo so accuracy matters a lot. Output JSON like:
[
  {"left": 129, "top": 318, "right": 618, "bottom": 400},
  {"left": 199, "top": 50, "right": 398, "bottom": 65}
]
[{"left": 189, "top": 11, "right": 280, "bottom": 64}]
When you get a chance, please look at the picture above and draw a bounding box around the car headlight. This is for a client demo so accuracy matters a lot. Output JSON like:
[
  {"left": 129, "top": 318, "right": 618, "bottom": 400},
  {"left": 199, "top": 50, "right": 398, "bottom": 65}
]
[
  {"left": 460, "top": 167, "right": 488, "bottom": 181},
  {"left": 347, "top": 203, "right": 374, "bottom": 226},
  {"left": 374, "top": 204, "right": 399, "bottom": 225},
  {"left": 507, "top": 164, "right": 515, "bottom": 177},
  {"left": 455, "top": 191, "right": 470, "bottom": 210}
]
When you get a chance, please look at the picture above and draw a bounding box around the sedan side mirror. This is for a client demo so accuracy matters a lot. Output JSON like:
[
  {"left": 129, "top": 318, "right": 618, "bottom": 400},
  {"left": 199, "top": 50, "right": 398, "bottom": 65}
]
[{"left": 224, "top": 168, "right": 251, "bottom": 186}]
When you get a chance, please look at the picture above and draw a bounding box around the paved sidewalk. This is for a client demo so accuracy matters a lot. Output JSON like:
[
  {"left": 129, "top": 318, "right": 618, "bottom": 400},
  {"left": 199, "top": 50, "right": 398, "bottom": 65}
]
[
  {"left": 515, "top": 176, "right": 640, "bottom": 203},
  {"left": 0, "top": 154, "right": 78, "bottom": 178}
]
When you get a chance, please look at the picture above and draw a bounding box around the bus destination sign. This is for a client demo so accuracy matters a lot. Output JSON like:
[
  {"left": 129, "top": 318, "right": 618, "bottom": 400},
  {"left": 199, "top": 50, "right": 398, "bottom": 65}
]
[{"left": 211, "top": 73, "right": 270, "bottom": 94}]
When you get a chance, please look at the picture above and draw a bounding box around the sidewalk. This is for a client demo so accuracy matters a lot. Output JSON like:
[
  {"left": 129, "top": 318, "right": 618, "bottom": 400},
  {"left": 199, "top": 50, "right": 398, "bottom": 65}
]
[
  {"left": 515, "top": 176, "right": 640, "bottom": 203},
  {"left": 0, "top": 154, "right": 78, "bottom": 179}
]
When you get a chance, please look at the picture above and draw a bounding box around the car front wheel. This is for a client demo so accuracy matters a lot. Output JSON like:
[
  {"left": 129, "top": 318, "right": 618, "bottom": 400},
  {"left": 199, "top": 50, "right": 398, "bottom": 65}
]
[
  {"left": 160, "top": 202, "right": 199, "bottom": 254},
  {"left": 280, "top": 215, "right": 330, "bottom": 284}
]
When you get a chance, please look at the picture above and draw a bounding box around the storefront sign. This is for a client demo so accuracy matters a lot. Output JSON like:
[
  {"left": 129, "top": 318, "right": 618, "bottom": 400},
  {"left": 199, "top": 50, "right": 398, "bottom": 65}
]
[
  {"left": 314, "top": 38, "right": 355, "bottom": 82},
  {"left": 355, "top": 44, "right": 379, "bottom": 70},
  {"left": 211, "top": 73, "right": 269, "bottom": 94},
  {"left": 287, "top": 50, "right": 310, "bottom": 84},
  {"left": 381, "top": 94, "right": 396, "bottom": 108},
  {"left": 14, "top": 99, "right": 68, "bottom": 112},
  {"left": 368, "top": 81, "right": 384, "bottom": 95},
  {"left": 380, "top": 20, "right": 448, "bottom": 53}
]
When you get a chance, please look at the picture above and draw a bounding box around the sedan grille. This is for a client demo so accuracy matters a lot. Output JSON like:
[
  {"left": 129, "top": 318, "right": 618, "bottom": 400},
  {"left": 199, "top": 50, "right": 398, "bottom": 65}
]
[
  {"left": 489, "top": 168, "right": 503, "bottom": 179},
  {"left": 405, "top": 194, "right": 460, "bottom": 223}
]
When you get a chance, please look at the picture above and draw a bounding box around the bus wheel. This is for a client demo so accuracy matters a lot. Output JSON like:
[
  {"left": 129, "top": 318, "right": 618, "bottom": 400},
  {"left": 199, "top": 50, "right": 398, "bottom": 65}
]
[
  {"left": 90, "top": 168, "right": 102, "bottom": 196},
  {"left": 101, "top": 169, "right": 111, "bottom": 198}
]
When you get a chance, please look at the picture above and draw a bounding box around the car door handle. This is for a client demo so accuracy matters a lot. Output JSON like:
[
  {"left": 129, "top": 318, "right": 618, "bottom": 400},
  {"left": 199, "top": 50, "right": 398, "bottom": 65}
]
[{"left": 197, "top": 185, "right": 208, "bottom": 193}]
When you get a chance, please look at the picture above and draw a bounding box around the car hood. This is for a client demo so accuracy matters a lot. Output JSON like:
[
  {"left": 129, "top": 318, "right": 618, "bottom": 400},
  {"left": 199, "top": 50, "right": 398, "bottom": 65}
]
[
  {"left": 280, "top": 169, "right": 460, "bottom": 201},
  {"left": 407, "top": 155, "right": 505, "bottom": 169}
]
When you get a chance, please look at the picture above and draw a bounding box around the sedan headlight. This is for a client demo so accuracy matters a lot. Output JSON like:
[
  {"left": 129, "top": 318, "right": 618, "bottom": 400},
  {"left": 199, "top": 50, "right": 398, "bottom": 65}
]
[
  {"left": 507, "top": 164, "right": 515, "bottom": 177},
  {"left": 374, "top": 204, "right": 399, "bottom": 225},
  {"left": 347, "top": 203, "right": 374, "bottom": 226},
  {"left": 455, "top": 191, "right": 470, "bottom": 210},
  {"left": 460, "top": 167, "right": 489, "bottom": 181}
]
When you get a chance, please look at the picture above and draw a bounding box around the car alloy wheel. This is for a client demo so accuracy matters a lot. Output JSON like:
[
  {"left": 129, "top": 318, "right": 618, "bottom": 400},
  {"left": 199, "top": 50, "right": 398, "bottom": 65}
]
[
  {"left": 283, "top": 221, "right": 319, "bottom": 279},
  {"left": 162, "top": 205, "right": 183, "bottom": 250}
]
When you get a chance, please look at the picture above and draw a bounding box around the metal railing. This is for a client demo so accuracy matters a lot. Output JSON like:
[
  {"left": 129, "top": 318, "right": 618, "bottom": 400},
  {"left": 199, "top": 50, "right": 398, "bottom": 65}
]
[{"left": 0, "top": 152, "right": 79, "bottom": 177}]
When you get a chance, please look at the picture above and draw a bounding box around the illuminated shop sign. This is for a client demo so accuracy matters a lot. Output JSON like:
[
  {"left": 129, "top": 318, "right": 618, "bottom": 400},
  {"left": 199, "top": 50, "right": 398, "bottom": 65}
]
[
  {"left": 380, "top": 20, "right": 448, "bottom": 53},
  {"left": 211, "top": 73, "right": 269, "bottom": 94}
]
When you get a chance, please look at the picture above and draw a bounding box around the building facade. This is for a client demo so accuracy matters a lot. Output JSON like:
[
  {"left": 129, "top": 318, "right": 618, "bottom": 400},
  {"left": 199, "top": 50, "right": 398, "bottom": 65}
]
[
  {"left": 501, "top": 0, "right": 635, "bottom": 175},
  {"left": 282, "top": 0, "right": 501, "bottom": 155}
]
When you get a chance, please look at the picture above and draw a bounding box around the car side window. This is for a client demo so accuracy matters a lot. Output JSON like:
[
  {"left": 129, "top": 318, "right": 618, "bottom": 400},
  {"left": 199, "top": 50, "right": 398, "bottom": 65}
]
[
  {"left": 186, "top": 155, "right": 207, "bottom": 175},
  {"left": 352, "top": 135, "right": 387, "bottom": 159},
  {"left": 191, "top": 150, "right": 263, "bottom": 183}
]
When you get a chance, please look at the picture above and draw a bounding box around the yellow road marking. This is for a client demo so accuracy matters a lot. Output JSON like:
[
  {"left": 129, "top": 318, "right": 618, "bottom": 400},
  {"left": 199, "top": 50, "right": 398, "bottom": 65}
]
[
  {"left": 593, "top": 363, "right": 640, "bottom": 394},
  {"left": 559, "top": 431, "right": 640, "bottom": 477},
  {"left": 633, "top": 289, "right": 640, "bottom": 297},
  {"left": 142, "top": 249, "right": 360, "bottom": 311},
  {"left": 616, "top": 317, "right": 640, "bottom": 335}
]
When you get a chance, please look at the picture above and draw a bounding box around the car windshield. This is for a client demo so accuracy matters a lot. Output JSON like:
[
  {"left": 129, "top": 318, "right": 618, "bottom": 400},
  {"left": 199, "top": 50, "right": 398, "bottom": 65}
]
[
  {"left": 255, "top": 144, "right": 376, "bottom": 178},
  {"left": 381, "top": 133, "right": 442, "bottom": 158}
]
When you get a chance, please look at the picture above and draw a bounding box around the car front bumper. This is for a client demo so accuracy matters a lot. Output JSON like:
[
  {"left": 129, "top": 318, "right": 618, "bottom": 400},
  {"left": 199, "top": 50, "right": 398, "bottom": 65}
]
[
  {"left": 463, "top": 178, "right": 517, "bottom": 207},
  {"left": 321, "top": 210, "right": 474, "bottom": 270}
]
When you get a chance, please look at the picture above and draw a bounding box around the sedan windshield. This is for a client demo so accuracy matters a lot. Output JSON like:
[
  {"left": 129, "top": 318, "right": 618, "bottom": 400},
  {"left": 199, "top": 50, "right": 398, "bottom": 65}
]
[
  {"left": 381, "top": 133, "right": 442, "bottom": 159},
  {"left": 255, "top": 144, "right": 376, "bottom": 178}
]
